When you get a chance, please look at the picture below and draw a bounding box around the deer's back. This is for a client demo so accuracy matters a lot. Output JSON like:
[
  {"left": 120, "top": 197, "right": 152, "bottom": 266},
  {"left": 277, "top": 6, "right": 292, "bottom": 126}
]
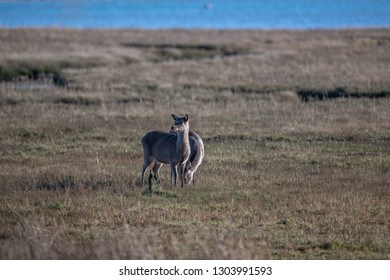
[{"left": 141, "top": 131, "right": 178, "bottom": 163}]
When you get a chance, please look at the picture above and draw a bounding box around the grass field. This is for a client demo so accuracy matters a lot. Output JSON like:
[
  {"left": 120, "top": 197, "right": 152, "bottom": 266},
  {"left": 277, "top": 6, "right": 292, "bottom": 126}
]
[{"left": 0, "top": 28, "right": 389, "bottom": 259}]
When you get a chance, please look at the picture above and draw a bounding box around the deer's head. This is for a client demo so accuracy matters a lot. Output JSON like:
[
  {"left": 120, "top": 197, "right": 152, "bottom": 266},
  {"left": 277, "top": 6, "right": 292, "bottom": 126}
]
[{"left": 171, "top": 114, "right": 189, "bottom": 132}]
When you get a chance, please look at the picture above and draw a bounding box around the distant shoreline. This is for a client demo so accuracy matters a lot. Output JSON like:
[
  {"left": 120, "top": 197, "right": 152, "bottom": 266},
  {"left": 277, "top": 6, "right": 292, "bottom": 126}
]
[
  {"left": 2, "top": 0, "right": 390, "bottom": 30},
  {"left": 1, "top": 26, "right": 390, "bottom": 32}
]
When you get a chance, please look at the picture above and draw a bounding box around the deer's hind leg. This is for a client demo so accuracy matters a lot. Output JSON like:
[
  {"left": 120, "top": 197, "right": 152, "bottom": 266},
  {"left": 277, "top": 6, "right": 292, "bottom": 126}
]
[
  {"left": 141, "top": 156, "right": 155, "bottom": 191},
  {"left": 152, "top": 162, "right": 163, "bottom": 185}
]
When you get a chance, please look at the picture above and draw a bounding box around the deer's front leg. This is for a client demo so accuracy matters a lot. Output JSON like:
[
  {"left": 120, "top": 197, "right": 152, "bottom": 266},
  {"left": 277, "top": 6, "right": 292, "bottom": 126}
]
[
  {"left": 178, "top": 162, "right": 186, "bottom": 188},
  {"left": 170, "top": 162, "right": 177, "bottom": 187}
]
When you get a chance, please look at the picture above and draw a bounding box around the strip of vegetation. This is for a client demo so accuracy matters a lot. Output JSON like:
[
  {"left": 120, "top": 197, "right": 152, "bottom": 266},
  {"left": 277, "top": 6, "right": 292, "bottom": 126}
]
[
  {"left": 0, "top": 60, "right": 68, "bottom": 86},
  {"left": 0, "top": 61, "right": 59, "bottom": 81},
  {"left": 182, "top": 83, "right": 286, "bottom": 94},
  {"left": 36, "top": 176, "right": 75, "bottom": 190},
  {"left": 117, "top": 97, "right": 154, "bottom": 104},
  {"left": 0, "top": 58, "right": 102, "bottom": 87},
  {"left": 122, "top": 43, "right": 249, "bottom": 61},
  {"left": 204, "top": 134, "right": 292, "bottom": 143},
  {"left": 0, "top": 97, "right": 24, "bottom": 106},
  {"left": 53, "top": 96, "right": 102, "bottom": 106},
  {"left": 297, "top": 87, "right": 390, "bottom": 101},
  {"left": 182, "top": 83, "right": 390, "bottom": 101}
]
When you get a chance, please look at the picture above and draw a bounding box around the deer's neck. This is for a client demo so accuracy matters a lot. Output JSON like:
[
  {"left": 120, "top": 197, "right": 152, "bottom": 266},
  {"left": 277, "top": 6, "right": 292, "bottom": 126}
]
[{"left": 176, "top": 127, "right": 190, "bottom": 160}]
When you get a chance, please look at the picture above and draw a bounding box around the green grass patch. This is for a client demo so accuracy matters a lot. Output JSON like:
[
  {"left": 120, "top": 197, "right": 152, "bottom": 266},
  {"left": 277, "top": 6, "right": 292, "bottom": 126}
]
[
  {"left": 122, "top": 43, "right": 249, "bottom": 62},
  {"left": 0, "top": 60, "right": 68, "bottom": 86},
  {"left": 53, "top": 96, "right": 102, "bottom": 106}
]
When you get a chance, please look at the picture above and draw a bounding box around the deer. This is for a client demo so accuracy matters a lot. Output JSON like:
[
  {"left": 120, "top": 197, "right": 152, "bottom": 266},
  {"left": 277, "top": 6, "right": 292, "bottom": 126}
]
[
  {"left": 184, "top": 131, "right": 204, "bottom": 184},
  {"left": 151, "top": 130, "right": 204, "bottom": 186},
  {"left": 140, "top": 114, "right": 190, "bottom": 192}
]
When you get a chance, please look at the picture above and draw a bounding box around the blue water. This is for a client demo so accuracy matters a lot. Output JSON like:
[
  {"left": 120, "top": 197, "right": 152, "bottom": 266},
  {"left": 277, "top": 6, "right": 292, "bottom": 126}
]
[{"left": 1, "top": 0, "right": 390, "bottom": 29}]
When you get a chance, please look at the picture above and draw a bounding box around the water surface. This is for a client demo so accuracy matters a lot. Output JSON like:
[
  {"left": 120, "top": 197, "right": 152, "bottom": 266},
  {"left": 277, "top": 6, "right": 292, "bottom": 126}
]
[{"left": 1, "top": 0, "right": 390, "bottom": 29}]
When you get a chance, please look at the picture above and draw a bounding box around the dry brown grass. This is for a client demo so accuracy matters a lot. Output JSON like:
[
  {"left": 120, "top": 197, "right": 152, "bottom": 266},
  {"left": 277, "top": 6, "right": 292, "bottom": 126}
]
[{"left": 0, "top": 28, "right": 389, "bottom": 259}]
